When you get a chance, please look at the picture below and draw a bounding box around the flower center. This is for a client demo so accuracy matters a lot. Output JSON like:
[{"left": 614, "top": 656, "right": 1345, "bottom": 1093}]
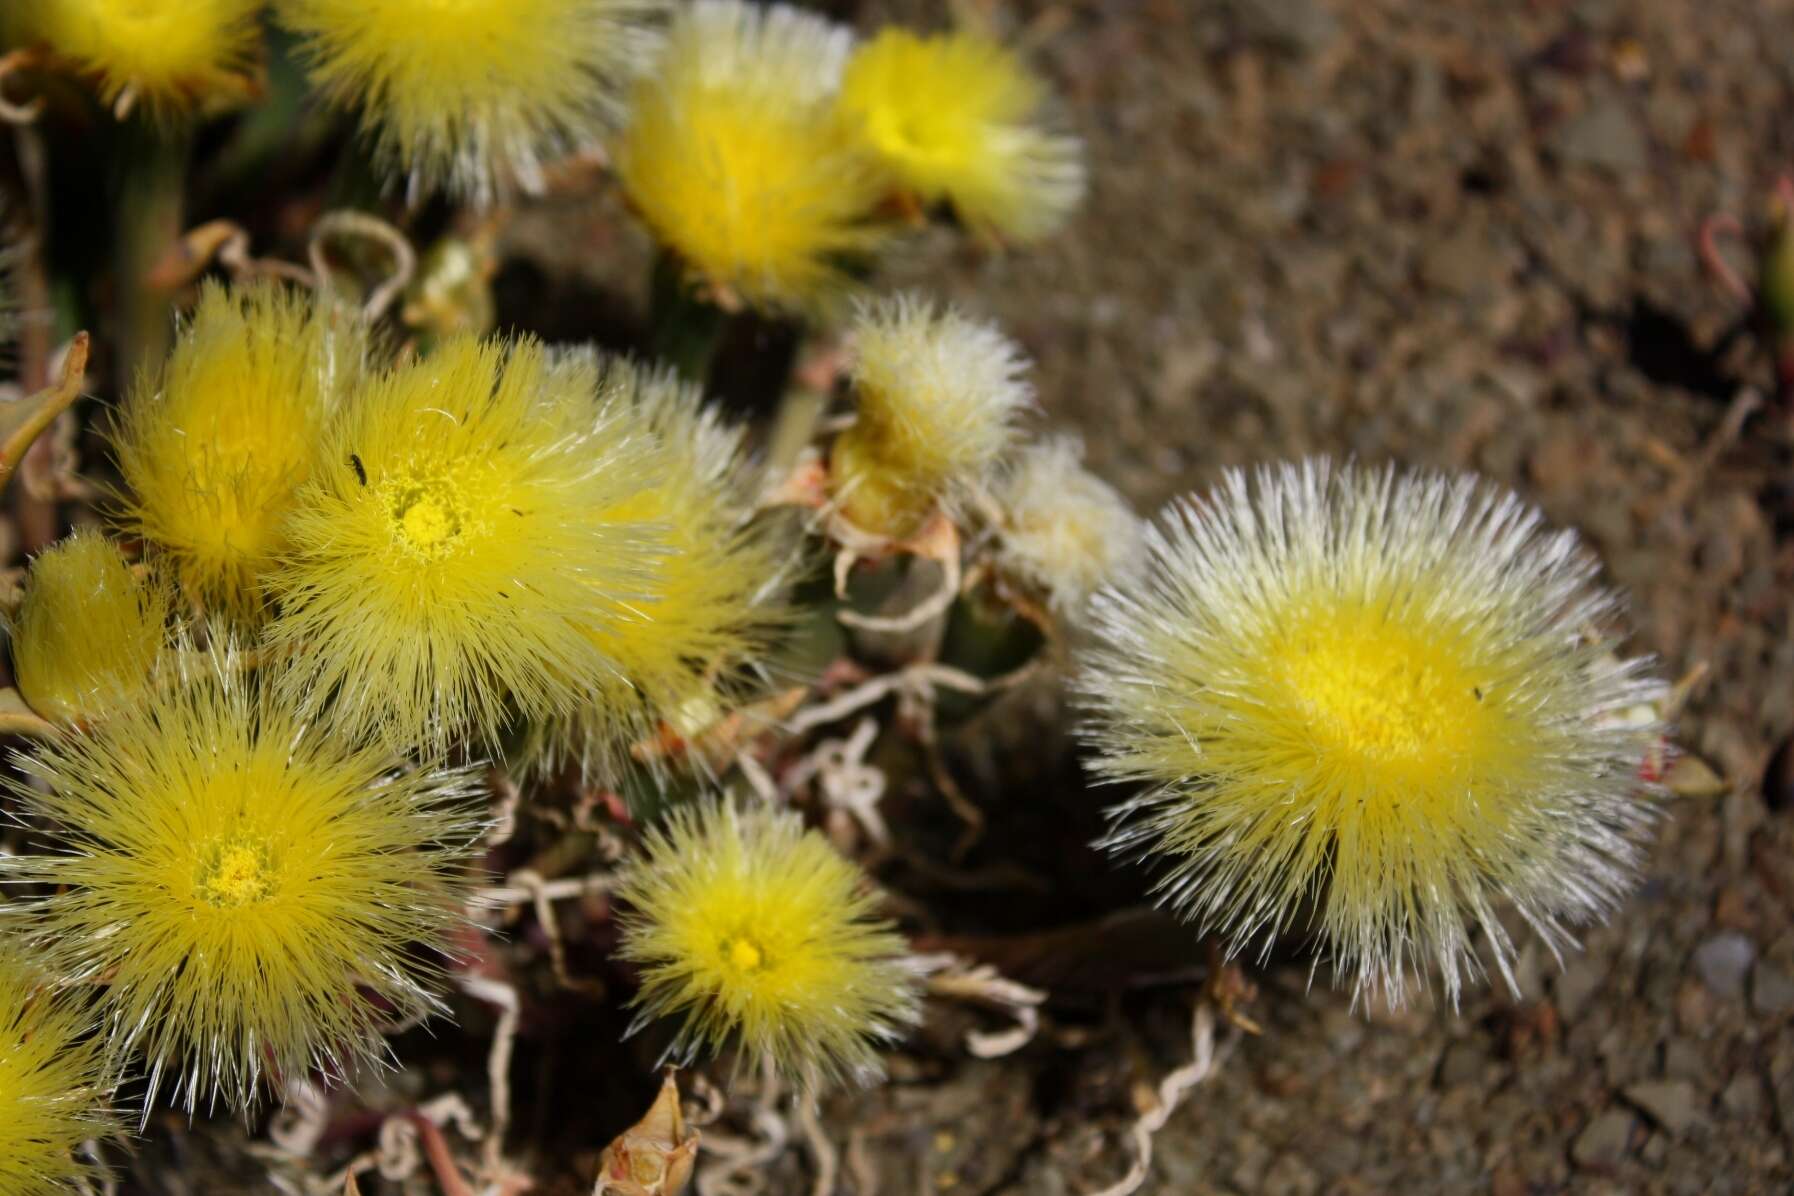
[
  {"left": 195, "top": 838, "right": 275, "bottom": 908},
  {"left": 388, "top": 477, "right": 467, "bottom": 558},
  {"left": 1268, "top": 603, "right": 1488, "bottom": 775},
  {"left": 724, "top": 936, "right": 764, "bottom": 972}
]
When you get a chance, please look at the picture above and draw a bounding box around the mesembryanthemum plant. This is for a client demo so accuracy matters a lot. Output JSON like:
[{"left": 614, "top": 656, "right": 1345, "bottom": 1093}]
[
  {"left": 838, "top": 27, "right": 1085, "bottom": 244},
  {"left": 0, "top": 945, "right": 118, "bottom": 1196},
  {"left": 8, "top": 526, "right": 169, "bottom": 727},
  {"left": 615, "top": 800, "right": 922, "bottom": 1091},
  {"left": 612, "top": 0, "right": 889, "bottom": 315},
  {"left": 520, "top": 352, "right": 794, "bottom": 784},
  {"left": 991, "top": 434, "right": 1144, "bottom": 619},
  {"left": 110, "top": 280, "right": 365, "bottom": 622},
  {"left": 267, "top": 333, "right": 660, "bottom": 755},
  {"left": 830, "top": 292, "right": 1033, "bottom": 539},
  {"left": 276, "top": 0, "right": 665, "bottom": 203},
  {"left": 1, "top": 654, "right": 485, "bottom": 1114},
  {"left": 16, "top": 0, "right": 262, "bottom": 114},
  {"left": 1076, "top": 459, "right": 1664, "bottom": 1004}
]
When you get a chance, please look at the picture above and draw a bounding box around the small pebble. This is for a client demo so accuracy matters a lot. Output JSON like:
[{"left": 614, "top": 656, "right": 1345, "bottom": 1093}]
[
  {"left": 1721, "top": 1071, "right": 1765, "bottom": 1119},
  {"left": 1624, "top": 1080, "right": 1704, "bottom": 1136},
  {"left": 1571, "top": 1109, "right": 1637, "bottom": 1170},
  {"left": 1555, "top": 958, "right": 1605, "bottom": 1021},
  {"left": 1692, "top": 933, "right": 1756, "bottom": 1000},
  {"left": 1438, "top": 1040, "right": 1485, "bottom": 1087},
  {"left": 1750, "top": 962, "right": 1794, "bottom": 1018},
  {"left": 1662, "top": 1038, "right": 1705, "bottom": 1082}
]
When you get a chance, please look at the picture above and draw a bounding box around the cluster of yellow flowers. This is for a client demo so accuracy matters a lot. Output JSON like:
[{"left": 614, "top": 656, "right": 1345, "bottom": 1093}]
[
  {"left": 8, "top": 0, "right": 1084, "bottom": 246},
  {"left": 0, "top": 0, "right": 1673, "bottom": 1190}
]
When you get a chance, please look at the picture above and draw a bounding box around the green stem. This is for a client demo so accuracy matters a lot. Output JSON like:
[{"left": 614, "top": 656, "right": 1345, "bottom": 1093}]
[
  {"left": 114, "top": 119, "right": 192, "bottom": 392},
  {"left": 648, "top": 250, "right": 729, "bottom": 384}
]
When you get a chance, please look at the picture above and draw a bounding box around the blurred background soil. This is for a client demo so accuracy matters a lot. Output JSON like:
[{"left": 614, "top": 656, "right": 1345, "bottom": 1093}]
[{"left": 51, "top": 0, "right": 1794, "bottom": 1192}]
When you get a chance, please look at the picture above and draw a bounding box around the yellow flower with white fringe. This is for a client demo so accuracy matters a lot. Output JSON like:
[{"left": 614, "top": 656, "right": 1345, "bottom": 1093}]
[
  {"left": 277, "top": 0, "right": 665, "bottom": 203},
  {"left": 267, "top": 333, "right": 659, "bottom": 754},
  {"left": 0, "top": 946, "right": 117, "bottom": 1196},
  {"left": 19, "top": 0, "right": 262, "bottom": 114},
  {"left": 612, "top": 0, "right": 890, "bottom": 314},
  {"left": 831, "top": 292, "right": 1032, "bottom": 538},
  {"left": 839, "top": 27, "right": 1084, "bottom": 243},
  {"left": 521, "top": 352, "right": 793, "bottom": 783},
  {"left": 1076, "top": 459, "right": 1664, "bottom": 1005},
  {"left": 615, "top": 800, "right": 922, "bottom": 1089},
  {"left": 992, "top": 434, "right": 1143, "bottom": 618},
  {"left": 1, "top": 654, "right": 485, "bottom": 1114},
  {"left": 9, "top": 527, "right": 168, "bottom": 726},
  {"left": 111, "top": 280, "right": 364, "bottom": 621}
]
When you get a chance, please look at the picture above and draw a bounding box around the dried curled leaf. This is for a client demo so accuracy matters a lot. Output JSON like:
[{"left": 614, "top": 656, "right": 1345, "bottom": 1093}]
[{"left": 0, "top": 333, "right": 88, "bottom": 495}]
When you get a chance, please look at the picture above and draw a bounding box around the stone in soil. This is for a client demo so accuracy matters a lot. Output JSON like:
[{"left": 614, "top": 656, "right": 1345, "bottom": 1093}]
[
  {"left": 1720, "top": 1071, "right": 1765, "bottom": 1119},
  {"left": 1662, "top": 1038, "right": 1705, "bottom": 1083},
  {"left": 1549, "top": 96, "right": 1650, "bottom": 175},
  {"left": 1750, "top": 962, "right": 1794, "bottom": 1018},
  {"left": 1554, "top": 957, "right": 1606, "bottom": 1021},
  {"left": 1692, "top": 933, "right": 1756, "bottom": 1000},
  {"left": 1571, "top": 1109, "right": 1637, "bottom": 1170},
  {"left": 1623, "top": 1080, "right": 1705, "bottom": 1137}
]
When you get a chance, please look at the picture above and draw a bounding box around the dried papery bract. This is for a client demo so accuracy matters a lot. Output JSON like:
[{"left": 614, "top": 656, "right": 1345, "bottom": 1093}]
[
  {"left": 268, "top": 334, "right": 661, "bottom": 755},
  {"left": 992, "top": 434, "right": 1144, "bottom": 619},
  {"left": 1076, "top": 459, "right": 1665, "bottom": 1005},
  {"left": 519, "top": 352, "right": 794, "bottom": 784},
  {"left": 0, "top": 946, "right": 118, "bottom": 1196},
  {"left": 831, "top": 293, "right": 1032, "bottom": 539},
  {"left": 20, "top": 0, "right": 261, "bottom": 114},
  {"left": 594, "top": 1072, "right": 699, "bottom": 1196},
  {"left": 615, "top": 800, "right": 922, "bottom": 1090},
  {"left": 1, "top": 655, "right": 485, "bottom": 1115},
  {"left": 277, "top": 0, "right": 665, "bottom": 204},
  {"left": 9, "top": 526, "right": 168, "bottom": 725},
  {"left": 612, "top": 0, "right": 889, "bottom": 315},
  {"left": 839, "top": 28, "right": 1085, "bottom": 243},
  {"left": 111, "top": 280, "right": 365, "bottom": 621}
]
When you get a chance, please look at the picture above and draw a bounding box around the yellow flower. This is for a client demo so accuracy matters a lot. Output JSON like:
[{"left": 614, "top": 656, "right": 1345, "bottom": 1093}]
[
  {"left": 267, "top": 334, "right": 658, "bottom": 754},
  {"left": 2, "top": 656, "right": 484, "bottom": 1113},
  {"left": 0, "top": 947, "right": 117, "bottom": 1196},
  {"left": 615, "top": 801, "right": 921, "bottom": 1089},
  {"left": 839, "top": 28, "right": 1084, "bottom": 243},
  {"left": 993, "top": 435, "right": 1142, "bottom": 617},
  {"left": 111, "top": 281, "right": 365, "bottom": 621},
  {"left": 21, "top": 0, "right": 261, "bottom": 113},
  {"left": 522, "top": 353, "right": 793, "bottom": 782},
  {"left": 831, "top": 293, "right": 1032, "bottom": 538},
  {"left": 277, "top": 0, "right": 664, "bottom": 204},
  {"left": 1076, "top": 461, "right": 1664, "bottom": 1004},
  {"left": 612, "top": 0, "right": 889, "bottom": 314},
  {"left": 9, "top": 527, "right": 168, "bottom": 726}
]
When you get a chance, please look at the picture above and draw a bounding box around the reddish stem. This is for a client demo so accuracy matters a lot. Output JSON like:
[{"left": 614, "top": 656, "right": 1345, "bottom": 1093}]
[
  {"left": 403, "top": 1113, "right": 478, "bottom": 1196},
  {"left": 1699, "top": 213, "right": 1753, "bottom": 304}
]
